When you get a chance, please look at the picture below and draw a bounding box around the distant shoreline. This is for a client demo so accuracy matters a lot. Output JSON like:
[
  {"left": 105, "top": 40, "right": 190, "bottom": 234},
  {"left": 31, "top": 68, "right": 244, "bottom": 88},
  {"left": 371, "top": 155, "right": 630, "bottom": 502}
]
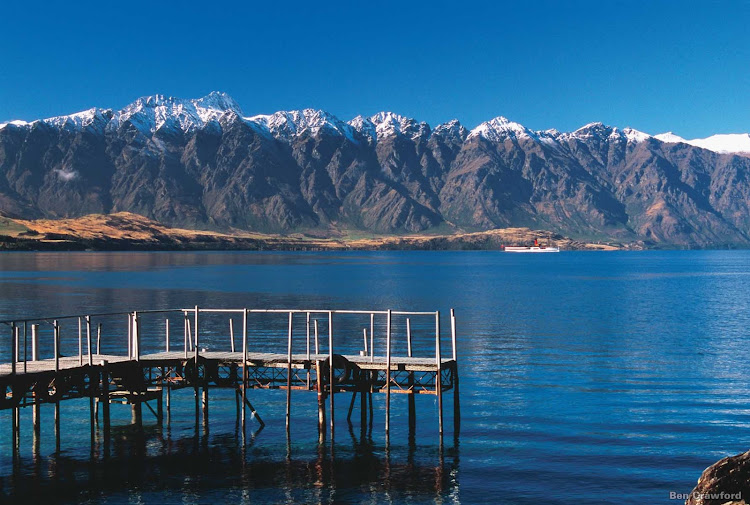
[{"left": 0, "top": 212, "right": 734, "bottom": 252}]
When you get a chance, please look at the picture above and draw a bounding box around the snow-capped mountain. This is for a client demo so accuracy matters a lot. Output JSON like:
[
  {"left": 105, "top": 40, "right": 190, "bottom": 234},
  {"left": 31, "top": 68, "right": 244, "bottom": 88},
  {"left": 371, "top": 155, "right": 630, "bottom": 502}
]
[
  {"left": 104, "top": 91, "right": 243, "bottom": 134},
  {"left": 246, "top": 109, "right": 356, "bottom": 141},
  {"left": 2, "top": 91, "right": 750, "bottom": 246},
  {"left": 656, "top": 132, "right": 750, "bottom": 154}
]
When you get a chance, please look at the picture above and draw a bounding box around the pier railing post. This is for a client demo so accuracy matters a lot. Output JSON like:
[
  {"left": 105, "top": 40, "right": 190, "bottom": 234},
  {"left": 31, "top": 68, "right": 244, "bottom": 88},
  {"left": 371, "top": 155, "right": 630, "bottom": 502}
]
[
  {"left": 54, "top": 320, "right": 60, "bottom": 373},
  {"left": 127, "top": 313, "right": 132, "bottom": 360},
  {"left": 10, "top": 322, "right": 16, "bottom": 376},
  {"left": 31, "top": 324, "right": 39, "bottom": 361},
  {"left": 306, "top": 312, "right": 311, "bottom": 359},
  {"left": 183, "top": 311, "right": 188, "bottom": 359},
  {"left": 229, "top": 318, "right": 235, "bottom": 353},
  {"left": 194, "top": 305, "right": 199, "bottom": 361},
  {"left": 370, "top": 313, "right": 375, "bottom": 362},
  {"left": 133, "top": 312, "right": 140, "bottom": 361},
  {"left": 86, "top": 315, "right": 93, "bottom": 366},
  {"left": 22, "top": 322, "right": 27, "bottom": 373},
  {"left": 165, "top": 318, "right": 170, "bottom": 353},
  {"left": 97, "top": 323, "right": 102, "bottom": 355}
]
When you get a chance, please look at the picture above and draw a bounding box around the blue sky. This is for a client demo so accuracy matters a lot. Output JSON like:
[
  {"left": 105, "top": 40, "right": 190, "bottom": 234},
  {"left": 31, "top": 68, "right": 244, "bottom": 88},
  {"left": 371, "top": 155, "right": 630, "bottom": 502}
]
[{"left": 1, "top": 1, "right": 748, "bottom": 138}]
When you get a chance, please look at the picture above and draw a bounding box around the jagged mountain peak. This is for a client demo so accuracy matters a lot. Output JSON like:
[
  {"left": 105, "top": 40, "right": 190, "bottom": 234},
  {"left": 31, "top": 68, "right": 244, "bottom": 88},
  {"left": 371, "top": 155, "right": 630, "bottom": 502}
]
[
  {"left": 368, "top": 112, "right": 430, "bottom": 140},
  {"left": 469, "top": 116, "right": 533, "bottom": 142},
  {"left": 43, "top": 107, "right": 113, "bottom": 133},
  {"left": 109, "top": 91, "right": 242, "bottom": 135},
  {"left": 433, "top": 119, "right": 467, "bottom": 139},
  {"left": 245, "top": 108, "right": 355, "bottom": 140}
]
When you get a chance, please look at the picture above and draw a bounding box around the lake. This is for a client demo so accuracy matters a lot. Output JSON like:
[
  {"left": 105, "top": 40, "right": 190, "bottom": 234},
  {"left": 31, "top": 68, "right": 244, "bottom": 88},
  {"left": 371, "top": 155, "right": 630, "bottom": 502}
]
[{"left": 1, "top": 250, "right": 749, "bottom": 504}]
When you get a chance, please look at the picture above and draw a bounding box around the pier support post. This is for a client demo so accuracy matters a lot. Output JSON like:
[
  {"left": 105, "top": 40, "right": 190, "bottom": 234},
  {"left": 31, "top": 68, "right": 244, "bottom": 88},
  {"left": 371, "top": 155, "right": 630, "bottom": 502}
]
[
  {"left": 11, "top": 406, "right": 20, "bottom": 463},
  {"left": 132, "top": 398, "right": 142, "bottom": 427},
  {"left": 328, "top": 311, "right": 335, "bottom": 442},
  {"left": 435, "top": 311, "right": 444, "bottom": 445},
  {"left": 286, "top": 311, "right": 293, "bottom": 438},
  {"left": 360, "top": 384, "right": 367, "bottom": 431},
  {"left": 451, "top": 309, "right": 460, "bottom": 439},
  {"left": 241, "top": 308, "right": 248, "bottom": 437},
  {"left": 54, "top": 401, "right": 61, "bottom": 453},
  {"left": 316, "top": 359, "right": 326, "bottom": 444},
  {"left": 385, "top": 309, "right": 392, "bottom": 445},
  {"left": 101, "top": 361, "right": 110, "bottom": 449},
  {"left": 407, "top": 318, "right": 416, "bottom": 438},
  {"left": 32, "top": 398, "right": 41, "bottom": 454},
  {"left": 202, "top": 386, "right": 209, "bottom": 429}
]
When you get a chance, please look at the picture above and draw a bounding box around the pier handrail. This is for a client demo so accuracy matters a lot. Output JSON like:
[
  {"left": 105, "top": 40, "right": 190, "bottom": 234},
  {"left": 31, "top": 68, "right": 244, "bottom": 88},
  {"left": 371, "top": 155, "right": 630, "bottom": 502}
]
[{"left": 2, "top": 307, "right": 455, "bottom": 379}]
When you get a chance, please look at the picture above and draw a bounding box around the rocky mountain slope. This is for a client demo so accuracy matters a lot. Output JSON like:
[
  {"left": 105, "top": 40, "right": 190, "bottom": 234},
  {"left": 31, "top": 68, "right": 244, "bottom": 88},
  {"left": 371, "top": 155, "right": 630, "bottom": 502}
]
[{"left": 1, "top": 92, "right": 749, "bottom": 247}]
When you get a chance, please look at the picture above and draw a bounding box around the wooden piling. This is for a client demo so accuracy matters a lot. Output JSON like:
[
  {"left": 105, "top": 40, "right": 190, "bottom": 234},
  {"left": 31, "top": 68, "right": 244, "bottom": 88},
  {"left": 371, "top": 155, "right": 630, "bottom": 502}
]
[
  {"left": 32, "top": 393, "right": 41, "bottom": 438},
  {"left": 286, "top": 311, "right": 293, "bottom": 437},
  {"left": 202, "top": 387, "right": 209, "bottom": 427},
  {"left": 78, "top": 317, "right": 83, "bottom": 365},
  {"left": 451, "top": 309, "right": 460, "bottom": 437},
  {"left": 54, "top": 400, "right": 61, "bottom": 453},
  {"left": 328, "top": 311, "right": 334, "bottom": 441},
  {"left": 315, "top": 359, "right": 326, "bottom": 443},
  {"left": 435, "top": 311, "right": 443, "bottom": 443},
  {"left": 407, "top": 317, "right": 416, "bottom": 437},
  {"left": 241, "top": 308, "right": 248, "bottom": 434},
  {"left": 54, "top": 321, "right": 59, "bottom": 372},
  {"left": 360, "top": 383, "right": 367, "bottom": 429},
  {"left": 385, "top": 309, "right": 392, "bottom": 443},
  {"left": 101, "top": 360, "right": 110, "bottom": 446},
  {"left": 306, "top": 312, "right": 311, "bottom": 389},
  {"left": 11, "top": 406, "right": 19, "bottom": 462},
  {"left": 32, "top": 398, "right": 40, "bottom": 457}
]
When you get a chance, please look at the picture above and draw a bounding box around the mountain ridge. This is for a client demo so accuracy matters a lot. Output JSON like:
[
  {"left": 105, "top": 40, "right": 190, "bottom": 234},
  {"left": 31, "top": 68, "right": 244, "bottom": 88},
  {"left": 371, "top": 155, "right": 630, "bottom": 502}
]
[{"left": 2, "top": 92, "right": 750, "bottom": 247}]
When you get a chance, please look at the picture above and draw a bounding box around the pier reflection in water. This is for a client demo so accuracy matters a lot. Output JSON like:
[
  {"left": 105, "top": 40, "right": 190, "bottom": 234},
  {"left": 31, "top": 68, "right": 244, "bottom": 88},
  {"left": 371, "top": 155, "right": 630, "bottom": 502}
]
[{"left": 1, "top": 412, "right": 459, "bottom": 505}]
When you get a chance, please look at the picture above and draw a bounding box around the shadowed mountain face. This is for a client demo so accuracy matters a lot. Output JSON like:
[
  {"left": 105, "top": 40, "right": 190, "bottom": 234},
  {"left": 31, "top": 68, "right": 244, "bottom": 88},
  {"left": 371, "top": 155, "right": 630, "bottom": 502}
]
[{"left": 1, "top": 93, "right": 750, "bottom": 246}]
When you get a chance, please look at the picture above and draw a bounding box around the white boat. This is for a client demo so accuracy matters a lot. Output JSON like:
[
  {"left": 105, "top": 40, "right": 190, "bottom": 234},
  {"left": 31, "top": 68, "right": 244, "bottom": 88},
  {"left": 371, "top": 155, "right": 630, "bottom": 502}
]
[
  {"left": 503, "top": 245, "right": 560, "bottom": 253},
  {"left": 503, "top": 238, "right": 560, "bottom": 253}
]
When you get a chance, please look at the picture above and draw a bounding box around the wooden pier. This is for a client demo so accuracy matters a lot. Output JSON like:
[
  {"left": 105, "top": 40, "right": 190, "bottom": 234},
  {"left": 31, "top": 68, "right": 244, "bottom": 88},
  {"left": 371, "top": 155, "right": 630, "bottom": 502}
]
[{"left": 0, "top": 307, "right": 460, "bottom": 458}]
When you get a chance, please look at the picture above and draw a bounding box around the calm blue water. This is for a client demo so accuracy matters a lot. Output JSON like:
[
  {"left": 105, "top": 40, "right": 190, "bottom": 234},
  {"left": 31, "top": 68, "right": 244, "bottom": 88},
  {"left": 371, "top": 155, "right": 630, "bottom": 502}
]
[{"left": 1, "top": 250, "right": 749, "bottom": 504}]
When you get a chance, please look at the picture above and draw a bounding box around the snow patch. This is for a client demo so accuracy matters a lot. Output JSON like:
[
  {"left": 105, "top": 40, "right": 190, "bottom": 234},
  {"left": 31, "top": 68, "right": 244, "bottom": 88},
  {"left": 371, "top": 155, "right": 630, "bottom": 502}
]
[{"left": 53, "top": 169, "right": 78, "bottom": 181}]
